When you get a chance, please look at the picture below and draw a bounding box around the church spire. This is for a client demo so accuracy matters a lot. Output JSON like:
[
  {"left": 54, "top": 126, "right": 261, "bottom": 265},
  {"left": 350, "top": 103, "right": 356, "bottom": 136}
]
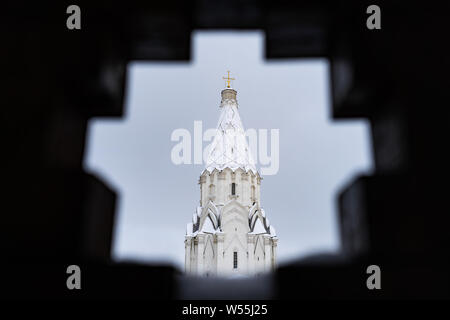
[
  {"left": 204, "top": 77, "right": 257, "bottom": 175},
  {"left": 185, "top": 76, "right": 277, "bottom": 277}
]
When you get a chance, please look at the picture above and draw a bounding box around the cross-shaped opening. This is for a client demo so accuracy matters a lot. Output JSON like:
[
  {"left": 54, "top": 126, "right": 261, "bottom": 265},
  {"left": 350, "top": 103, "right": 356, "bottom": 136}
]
[{"left": 85, "top": 31, "right": 372, "bottom": 274}]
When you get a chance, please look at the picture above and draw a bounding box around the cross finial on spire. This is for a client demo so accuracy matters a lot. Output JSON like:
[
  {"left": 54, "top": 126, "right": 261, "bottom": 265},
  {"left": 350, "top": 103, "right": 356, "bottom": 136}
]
[{"left": 222, "top": 70, "right": 235, "bottom": 88}]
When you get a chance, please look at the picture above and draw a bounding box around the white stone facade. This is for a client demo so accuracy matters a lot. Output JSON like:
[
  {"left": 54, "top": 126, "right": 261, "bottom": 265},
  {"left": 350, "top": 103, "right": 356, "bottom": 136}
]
[{"left": 185, "top": 87, "right": 277, "bottom": 277}]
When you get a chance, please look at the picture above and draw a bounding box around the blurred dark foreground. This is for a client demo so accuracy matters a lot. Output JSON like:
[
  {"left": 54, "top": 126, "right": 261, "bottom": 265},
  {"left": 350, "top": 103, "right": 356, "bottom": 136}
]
[{"left": 2, "top": 1, "right": 450, "bottom": 300}]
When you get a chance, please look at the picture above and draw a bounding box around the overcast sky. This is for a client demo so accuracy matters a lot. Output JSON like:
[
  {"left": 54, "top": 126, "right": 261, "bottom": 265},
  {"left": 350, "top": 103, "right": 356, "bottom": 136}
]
[{"left": 84, "top": 31, "right": 373, "bottom": 270}]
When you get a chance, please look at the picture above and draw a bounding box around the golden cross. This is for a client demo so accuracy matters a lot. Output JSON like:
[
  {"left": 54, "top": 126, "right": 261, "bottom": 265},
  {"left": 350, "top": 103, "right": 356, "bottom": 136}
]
[{"left": 222, "top": 70, "right": 235, "bottom": 88}]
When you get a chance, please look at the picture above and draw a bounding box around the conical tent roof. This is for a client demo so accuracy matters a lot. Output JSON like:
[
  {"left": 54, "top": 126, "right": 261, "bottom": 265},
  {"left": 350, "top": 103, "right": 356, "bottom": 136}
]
[{"left": 204, "top": 88, "right": 257, "bottom": 174}]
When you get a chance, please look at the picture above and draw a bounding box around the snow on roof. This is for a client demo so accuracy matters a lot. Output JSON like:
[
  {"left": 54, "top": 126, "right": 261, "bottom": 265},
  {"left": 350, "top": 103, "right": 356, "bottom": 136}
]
[
  {"left": 200, "top": 216, "right": 217, "bottom": 234},
  {"left": 269, "top": 225, "right": 276, "bottom": 237},
  {"left": 250, "top": 217, "right": 267, "bottom": 234},
  {"left": 187, "top": 202, "right": 276, "bottom": 238},
  {"left": 204, "top": 98, "right": 257, "bottom": 174},
  {"left": 261, "top": 208, "right": 266, "bottom": 218},
  {"left": 209, "top": 201, "right": 219, "bottom": 214},
  {"left": 186, "top": 222, "right": 193, "bottom": 235}
]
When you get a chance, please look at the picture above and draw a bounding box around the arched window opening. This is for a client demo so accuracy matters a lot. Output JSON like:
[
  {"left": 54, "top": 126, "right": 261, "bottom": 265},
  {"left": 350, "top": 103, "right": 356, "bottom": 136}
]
[
  {"left": 233, "top": 251, "right": 238, "bottom": 269},
  {"left": 231, "top": 183, "right": 236, "bottom": 196}
]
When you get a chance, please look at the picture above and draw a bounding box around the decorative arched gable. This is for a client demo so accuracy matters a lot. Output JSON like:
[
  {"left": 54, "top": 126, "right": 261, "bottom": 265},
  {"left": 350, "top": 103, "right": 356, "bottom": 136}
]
[
  {"left": 221, "top": 200, "right": 249, "bottom": 234},
  {"left": 198, "top": 201, "right": 220, "bottom": 232}
]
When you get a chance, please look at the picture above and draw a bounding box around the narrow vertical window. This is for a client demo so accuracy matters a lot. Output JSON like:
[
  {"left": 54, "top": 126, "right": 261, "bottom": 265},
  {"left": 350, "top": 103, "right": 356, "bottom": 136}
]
[
  {"left": 233, "top": 251, "right": 238, "bottom": 269},
  {"left": 231, "top": 183, "right": 236, "bottom": 196}
]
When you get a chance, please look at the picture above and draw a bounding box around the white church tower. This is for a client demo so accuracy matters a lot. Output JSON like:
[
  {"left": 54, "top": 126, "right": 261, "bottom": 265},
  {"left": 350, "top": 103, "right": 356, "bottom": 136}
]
[{"left": 184, "top": 72, "right": 278, "bottom": 277}]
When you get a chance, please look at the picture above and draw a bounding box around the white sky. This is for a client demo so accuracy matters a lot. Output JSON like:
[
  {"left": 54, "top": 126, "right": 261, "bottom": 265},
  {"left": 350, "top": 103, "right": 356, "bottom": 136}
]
[{"left": 84, "top": 31, "right": 373, "bottom": 270}]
